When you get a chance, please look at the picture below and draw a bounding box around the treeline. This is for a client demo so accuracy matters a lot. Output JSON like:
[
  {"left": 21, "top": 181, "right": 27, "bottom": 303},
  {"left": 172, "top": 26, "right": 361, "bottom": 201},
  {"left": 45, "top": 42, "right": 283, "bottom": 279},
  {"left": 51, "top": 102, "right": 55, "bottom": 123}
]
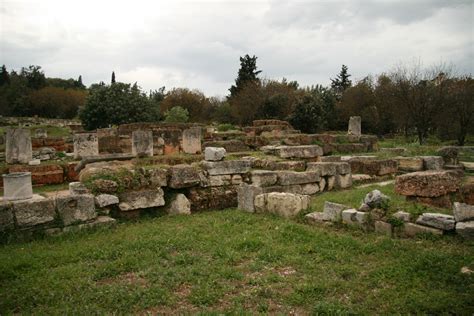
[{"left": 0, "top": 65, "right": 87, "bottom": 119}]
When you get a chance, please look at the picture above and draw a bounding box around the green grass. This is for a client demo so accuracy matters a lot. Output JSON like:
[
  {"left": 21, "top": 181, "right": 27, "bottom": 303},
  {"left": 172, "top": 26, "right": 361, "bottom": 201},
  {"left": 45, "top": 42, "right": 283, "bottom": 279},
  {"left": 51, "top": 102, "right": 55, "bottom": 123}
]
[{"left": 1, "top": 210, "right": 473, "bottom": 314}]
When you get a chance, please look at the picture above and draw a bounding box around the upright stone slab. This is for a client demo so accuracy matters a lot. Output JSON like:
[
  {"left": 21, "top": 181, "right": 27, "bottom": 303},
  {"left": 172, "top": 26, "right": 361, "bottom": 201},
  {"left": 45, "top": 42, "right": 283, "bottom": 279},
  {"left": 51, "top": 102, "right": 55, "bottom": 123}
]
[
  {"left": 73, "top": 133, "right": 99, "bottom": 159},
  {"left": 348, "top": 116, "right": 361, "bottom": 136},
  {"left": 2, "top": 172, "right": 33, "bottom": 201},
  {"left": 237, "top": 183, "right": 263, "bottom": 212},
  {"left": 132, "top": 130, "right": 153, "bottom": 157},
  {"left": 5, "top": 128, "right": 32, "bottom": 164},
  {"left": 182, "top": 127, "right": 202, "bottom": 154}
]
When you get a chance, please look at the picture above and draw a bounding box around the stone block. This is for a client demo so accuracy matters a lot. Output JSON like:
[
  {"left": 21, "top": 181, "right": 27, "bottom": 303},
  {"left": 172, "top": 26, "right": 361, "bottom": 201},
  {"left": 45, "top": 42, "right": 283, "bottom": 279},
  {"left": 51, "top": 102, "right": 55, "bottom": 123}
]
[
  {"left": 335, "top": 174, "right": 352, "bottom": 189},
  {"left": 341, "top": 209, "right": 358, "bottom": 225},
  {"left": 277, "top": 171, "right": 320, "bottom": 185},
  {"left": 420, "top": 156, "right": 444, "bottom": 170},
  {"left": 95, "top": 194, "right": 119, "bottom": 208},
  {"left": 306, "top": 162, "right": 337, "bottom": 176},
  {"left": 204, "top": 147, "right": 226, "bottom": 161},
  {"left": 323, "top": 201, "right": 348, "bottom": 222},
  {"left": 13, "top": 198, "right": 56, "bottom": 228},
  {"left": 237, "top": 183, "right": 263, "bottom": 212},
  {"left": 132, "top": 130, "right": 153, "bottom": 157},
  {"left": 73, "top": 133, "right": 99, "bottom": 159},
  {"left": 202, "top": 140, "right": 249, "bottom": 152},
  {"left": 63, "top": 216, "right": 117, "bottom": 233},
  {"left": 69, "top": 182, "right": 89, "bottom": 195},
  {"left": 250, "top": 170, "right": 278, "bottom": 187},
  {"left": 416, "top": 213, "right": 455, "bottom": 231},
  {"left": 392, "top": 211, "right": 411, "bottom": 222},
  {"left": 348, "top": 116, "right": 361, "bottom": 136},
  {"left": 5, "top": 128, "right": 32, "bottom": 164},
  {"left": 375, "top": 221, "right": 392, "bottom": 236},
  {"left": 188, "top": 186, "right": 238, "bottom": 212},
  {"left": 363, "top": 189, "right": 390, "bottom": 209},
  {"left": 147, "top": 168, "right": 168, "bottom": 187},
  {"left": 455, "top": 221, "right": 474, "bottom": 240},
  {"left": 349, "top": 159, "right": 397, "bottom": 176},
  {"left": 57, "top": 194, "right": 97, "bottom": 226},
  {"left": 395, "top": 170, "right": 462, "bottom": 197},
  {"left": 254, "top": 192, "right": 310, "bottom": 218},
  {"left": 118, "top": 188, "right": 165, "bottom": 211},
  {"left": 396, "top": 157, "right": 424, "bottom": 172},
  {"left": 182, "top": 127, "right": 202, "bottom": 154},
  {"left": 2, "top": 172, "right": 33, "bottom": 201},
  {"left": 403, "top": 223, "right": 443, "bottom": 237},
  {"left": 201, "top": 160, "right": 251, "bottom": 176},
  {"left": 275, "top": 145, "right": 323, "bottom": 159},
  {"left": 326, "top": 176, "right": 336, "bottom": 191},
  {"left": 167, "top": 193, "right": 191, "bottom": 215},
  {"left": 0, "top": 203, "right": 14, "bottom": 231},
  {"left": 168, "top": 164, "right": 200, "bottom": 188},
  {"left": 305, "top": 212, "right": 329, "bottom": 224},
  {"left": 319, "top": 177, "right": 326, "bottom": 192},
  {"left": 453, "top": 202, "right": 474, "bottom": 222}
]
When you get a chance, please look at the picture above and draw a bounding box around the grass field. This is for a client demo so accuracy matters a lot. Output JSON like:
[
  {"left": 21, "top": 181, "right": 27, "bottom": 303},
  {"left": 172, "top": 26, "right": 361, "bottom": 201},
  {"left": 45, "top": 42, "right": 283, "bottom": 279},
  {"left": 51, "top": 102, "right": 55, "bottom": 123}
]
[{"left": 1, "top": 209, "right": 473, "bottom": 314}]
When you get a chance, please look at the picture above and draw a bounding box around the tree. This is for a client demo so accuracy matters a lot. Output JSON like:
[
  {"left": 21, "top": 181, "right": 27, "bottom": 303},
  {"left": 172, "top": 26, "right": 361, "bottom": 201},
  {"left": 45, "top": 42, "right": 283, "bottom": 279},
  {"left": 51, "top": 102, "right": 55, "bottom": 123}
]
[
  {"left": 21, "top": 65, "right": 46, "bottom": 90},
  {"left": 79, "top": 82, "right": 160, "bottom": 130},
  {"left": 289, "top": 93, "right": 325, "bottom": 134},
  {"left": 229, "top": 54, "right": 261, "bottom": 98},
  {"left": 331, "top": 64, "right": 352, "bottom": 99},
  {"left": 0, "top": 65, "right": 10, "bottom": 86},
  {"left": 76, "top": 75, "right": 85, "bottom": 89},
  {"left": 164, "top": 106, "right": 189, "bottom": 123},
  {"left": 111, "top": 71, "right": 116, "bottom": 84},
  {"left": 160, "top": 88, "right": 211, "bottom": 122},
  {"left": 28, "top": 87, "right": 87, "bottom": 118}
]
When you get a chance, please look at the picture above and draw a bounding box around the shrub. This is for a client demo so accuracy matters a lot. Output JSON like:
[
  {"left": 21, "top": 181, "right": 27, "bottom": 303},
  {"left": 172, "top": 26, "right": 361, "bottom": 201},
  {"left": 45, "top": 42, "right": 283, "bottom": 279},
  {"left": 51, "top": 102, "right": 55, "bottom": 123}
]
[{"left": 164, "top": 106, "right": 189, "bottom": 123}]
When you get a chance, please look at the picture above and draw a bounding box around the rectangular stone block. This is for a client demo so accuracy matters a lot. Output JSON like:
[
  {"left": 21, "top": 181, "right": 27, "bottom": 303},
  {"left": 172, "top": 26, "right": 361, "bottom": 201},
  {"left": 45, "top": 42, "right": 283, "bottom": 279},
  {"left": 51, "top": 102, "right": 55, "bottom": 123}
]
[
  {"left": 237, "top": 183, "right": 263, "bottom": 212},
  {"left": 0, "top": 203, "right": 14, "bottom": 231},
  {"left": 375, "top": 221, "right": 392, "bottom": 236},
  {"left": 118, "top": 188, "right": 165, "bottom": 211},
  {"left": 306, "top": 162, "right": 337, "bottom": 176},
  {"left": 57, "top": 194, "right": 97, "bottom": 226},
  {"left": 396, "top": 157, "right": 424, "bottom": 172},
  {"left": 201, "top": 160, "right": 251, "bottom": 176},
  {"left": 403, "top": 223, "right": 443, "bottom": 237},
  {"left": 6, "top": 128, "right": 32, "bottom": 164},
  {"left": 275, "top": 145, "right": 323, "bottom": 159},
  {"left": 277, "top": 171, "right": 320, "bottom": 185},
  {"left": 182, "top": 127, "right": 202, "bottom": 154},
  {"left": 168, "top": 164, "right": 200, "bottom": 188},
  {"left": 254, "top": 192, "right": 310, "bottom": 218},
  {"left": 453, "top": 202, "right": 474, "bottom": 222},
  {"left": 73, "top": 133, "right": 99, "bottom": 159},
  {"left": 13, "top": 198, "right": 56, "bottom": 228},
  {"left": 335, "top": 174, "right": 352, "bottom": 189},
  {"left": 250, "top": 170, "right": 278, "bottom": 187},
  {"left": 416, "top": 213, "right": 455, "bottom": 231},
  {"left": 132, "top": 130, "right": 153, "bottom": 157},
  {"left": 395, "top": 170, "right": 462, "bottom": 198},
  {"left": 323, "top": 201, "right": 348, "bottom": 222},
  {"left": 456, "top": 221, "right": 474, "bottom": 240},
  {"left": 348, "top": 116, "right": 361, "bottom": 136}
]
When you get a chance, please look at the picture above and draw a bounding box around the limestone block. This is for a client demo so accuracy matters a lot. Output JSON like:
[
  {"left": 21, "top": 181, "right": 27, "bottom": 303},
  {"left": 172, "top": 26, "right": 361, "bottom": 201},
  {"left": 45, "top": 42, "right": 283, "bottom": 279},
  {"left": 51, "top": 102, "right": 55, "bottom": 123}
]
[
  {"left": 305, "top": 212, "right": 329, "bottom": 224},
  {"left": 204, "top": 147, "right": 226, "bottom": 161},
  {"left": 2, "top": 172, "right": 33, "bottom": 201},
  {"left": 0, "top": 203, "right": 14, "bottom": 231},
  {"left": 5, "top": 128, "right": 32, "bottom": 164},
  {"left": 118, "top": 188, "right": 165, "bottom": 211},
  {"left": 363, "top": 189, "right": 390, "bottom": 209},
  {"left": 275, "top": 145, "right": 323, "bottom": 159},
  {"left": 254, "top": 192, "right": 310, "bottom": 218},
  {"left": 327, "top": 176, "right": 336, "bottom": 191},
  {"left": 395, "top": 170, "right": 462, "bottom": 197},
  {"left": 73, "top": 133, "right": 99, "bottom": 159},
  {"left": 416, "top": 213, "right": 455, "bottom": 231},
  {"left": 333, "top": 162, "right": 351, "bottom": 175},
  {"left": 348, "top": 116, "right": 361, "bottom": 136},
  {"left": 95, "top": 194, "right": 119, "bottom": 208},
  {"left": 375, "top": 221, "right": 392, "bottom": 236},
  {"left": 168, "top": 164, "right": 200, "bottom": 188},
  {"left": 335, "top": 174, "right": 352, "bottom": 189},
  {"left": 57, "top": 194, "right": 97, "bottom": 226},
  {"left": 319, "top": 177, "right": 326, "bottom": 192},
  {"left": 201, "top": 160, "right": 251, "bottom": 176},
  {"left": 237, "top": 183, "right": 263, "bottom": 212},
  {"left": 420, "top": 156, "right": 444, "bottom": 170},
  {"left": 306, "top": 162, "right": 337, "bottom": 176},
  {"left": 182, "top": 127, "right": 202, "bottom": 154},
  {"left": 250, "top": 170, "right": 278, "bottom": 187},
  {"left": 403, "top": 223, "right": 443, "bottom": 237},
  {"left": 13, "top": 198, "right": 56, "bottom": 228},
  {"left": 167, "top": 193, "right": 191, "bottom": 215},
  {"left": 392, "top": 211, "right": 411, "bottom": 222},
  {"left": 132, "top": 130, "right": 154, "bottom": 157},
  {"left": 396, "top": 157, "right": 424, "bottom": 172},
  {"left": 323, "top": 201, "right": 348, "bottom": 222},
  {"left": 455, "top": 221, "right": 474, "bottom": 240},
  {"left": 277, "top": 171, "right": 320, "bottom": 186},
  {"left": 69, "top": 182, "right": 89, "bottom": 195},
  {"left": 453, "top": 202, "right": 474, "bottom": 222}
]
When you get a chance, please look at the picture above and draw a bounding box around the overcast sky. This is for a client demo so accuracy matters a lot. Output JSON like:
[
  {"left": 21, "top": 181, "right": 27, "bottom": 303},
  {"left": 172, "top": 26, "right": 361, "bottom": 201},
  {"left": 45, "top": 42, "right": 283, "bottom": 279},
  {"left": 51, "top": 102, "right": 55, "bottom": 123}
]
[{"left": 1, "top": 0, "right": 472, "bottom": 96}]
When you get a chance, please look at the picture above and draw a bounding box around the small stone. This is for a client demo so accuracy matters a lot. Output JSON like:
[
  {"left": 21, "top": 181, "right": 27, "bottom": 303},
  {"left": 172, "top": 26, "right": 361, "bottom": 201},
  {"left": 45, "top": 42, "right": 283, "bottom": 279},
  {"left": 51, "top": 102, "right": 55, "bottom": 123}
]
[
  {"left": 95, "top": 194, "right": 119, "bottom": 208},
  {"left": 28, "top": 159, "right": 41, "bottom": 166},
  {"left": 319, "top": 177, "right": 326, "bottom": 192},
  {"left": 305, "top": 212, "right": 329, "bottom": 224},
  {"left": 57, "top": 194, "right": 97, "bottom": 226},
  {"left": 359, "top": 203, "right": 371, "bottom": 212},
  {"left": 93, "top": 179, "right": 119, "bottom": 193},
  {"left": 167, "top": 194, "right": 191, "bottom": 215},
  {"left": 416, "top": 213, "right": 455, "bottom": 231},
  {"left": 453, "top": 202, "right": 474, "bottom": 222},
  {"left": 204, "top": 147, "right": 226, "bottom": 161},
  {"left": 323, "top": 201, "right": 348, "bottom": 222},
  {"left": 342, "top": 209, "right": 358, "bottom": 225},
  {"left": 455, "top": 221, "right": 474, "bottom": 240},
  {"left": 69, "top": 182, "right": 89, "bottom": 195},
  {"left": 250, "top": 170, "right": 278, "bottom": 187},
  {"left": 393, "top": 211, "right": 411, "bottom": 222},
  {"left": 118, "top": 188, "right": 165, "bottom": 211},
  {"left": 375, "top": 221, "right": 392, "bottom": 236},
  {"left": 237, "top": 183, "right": 263, "bottom": 212},
  {"left": 403, "top": 223, "right": 443, "bottom": 237},
  {"left": 254, "top": 192, "right": 310, "bottom": 218},
  {"left": 335, "top": 174, "right": 352, "bottom": 189},
  {"left": 363, "top": 189, "right": 390, "bottom": 209}
]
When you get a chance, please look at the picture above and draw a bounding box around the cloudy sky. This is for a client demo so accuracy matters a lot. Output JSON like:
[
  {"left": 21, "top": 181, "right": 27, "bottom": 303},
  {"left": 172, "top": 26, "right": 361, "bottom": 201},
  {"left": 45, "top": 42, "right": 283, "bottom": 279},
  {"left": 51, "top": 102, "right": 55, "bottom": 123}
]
[{"left": 1, "top": 0, "right": 472, "bottom": 96}]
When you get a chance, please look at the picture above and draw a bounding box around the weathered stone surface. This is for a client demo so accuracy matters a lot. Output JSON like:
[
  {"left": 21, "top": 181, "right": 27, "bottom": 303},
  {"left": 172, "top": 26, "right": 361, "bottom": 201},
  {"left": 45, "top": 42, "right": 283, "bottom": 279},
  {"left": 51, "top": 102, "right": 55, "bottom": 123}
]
[
  {"left": 453, "top": 202, "right": 474, "bottom": 222},
  {"left": 254, "top": 192, "right": 310, "bottom": 218},
  {"left": 182, "top": 127, "right": 202, "bottom": 154},
  {"left": 341, "top": 209, "right": 369, "bottom": 227},
  {"left": 0, "top": 203, "right": 14, "bottom": 231},
  {"left": 420, "top": 156, "right": 444, "bottom": 170},
  {"left": 57, "top": 194, "right": 97, "bottom": 226},
  {"left": 275, "top": 145, "right": 323, "bottom": 159},
  {"left": 407, "top": 195, "right": 453, "bottom": 209},
  {"left": 393, "top": 211, "right": 411, "bottom": 222},
  {"left": 306, "top": 162, "right": 337, "bottom": 176},
  {"left": 348, "top": 116, "right": 361, "bottom": 136},
  {"left": 349, "top": 159, "right": 397, "bottom": 176},
  {"left": 73, "top": 133, "right": 99, "bottom": 159},
  {"left": 416, "top": 213, "right": 455, "bottom": 231},
  {"left": 305, "top": 212, "right": 329, "bottom": 224},
  {"left": 323, "top": 201, "right": 348, "bottom": 222},
  {"left": 395, "top": 170, "right": 463, "bottom": 197},
  {"left": 251, "top": 159, "right": 306, "bottom": 171},
  {"left": 95, "top": 194, "right": 119, "bottom": 208},
  {"left": 204, "top": 147, "right": 226, "bottom": 161},
  {"left": 437, "top": 146, "right": 459, "bottom": 165},
  {"left": 202, "top": 174, "right": 242, "bottom": 187},
  {"left": 319, "top": 156, "right": 342, "bottom": 162},
  {"left": 335, "top": 174, "right": 352, "bottom": 189},
  {"left": 319, "top": 177, "right": 326, "bottom": 192},
  {"left": 363, "top": 189, "right": 390, "bottom": 209},
  {"left": 396, "top": 157, "right": 424, "bottom": 172},
  {"left": 147, "top": 168, "right": 168, "bottom": 187},
  {"left": 188, "top": 186, "right": 238, "bottom": 212},
  {"left": 63, "top": 215, "right": 117, "bottom": 233},
  {"left": 118, "top": 188, "right": 165, "bottom": 211},
  {"left": 201, "top": 160, "right": 251, "bottom": 176},
  {"left": 167, "top": 193, "right": 191, "bottom": 215},
  {"left": 13, "top": 198, "right": 57, "bottom": 228},
  {"left": 237, "top": 183, "right": 263, "bottom": 212},
  {"left": 403, "top": 223, "right": 443, "bottom": 237},
  {"left": 250, "top": 170, "right": 278, "bottom": 187},
  {"left": 455, "top": 221, "right": 474, "bottom": 240},
  {"left": 35, "top": 128, "right": 47, "bottom": 138},
  {"left": 168, "top": 164, "right": 200, "bottom": 188},
  {"left": 375, "top": 221, "right": 392, "bottom": 236},
  {"left": 132, "top": 130, "right": 153, "bottom": 157},
  {"left": 5, "top": 128, "right": 32, "bottom": 164},
  {"left": 69, "top": 182, "right": 89, "bottom": 195},
  {"left": 93, "top": 179, "right": 119, "bottom": 193},
  {"left": 28, "top": 159, "right": 41, "bottom": 166},
  {"left": 202, "top": 140, "right": 249, "bottom": 152},
  {"left": 326, "top": 176, "right": 336, "bottom": 191},
  {"left": 2, "top": 172, "right": 33, "bottom": 201},
  {"left": 277, "top": 171, "right": 320, "bottom": 186}
]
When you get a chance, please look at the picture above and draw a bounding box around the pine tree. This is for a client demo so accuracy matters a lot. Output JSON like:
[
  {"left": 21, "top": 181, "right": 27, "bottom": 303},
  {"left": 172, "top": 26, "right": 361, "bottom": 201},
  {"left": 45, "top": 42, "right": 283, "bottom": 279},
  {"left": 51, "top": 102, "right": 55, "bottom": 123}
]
[
  {"left": 111, "top": 71, "right": 116, "bottom": 84},
  {"left": 331, "top": 64, "right": 352, "bottom": 99},
  {"left": 0, "top": 65, "right": 10, "bottom": 86},
  {"left": 229, "top": 54, "right": 261, "bottom": 98}
]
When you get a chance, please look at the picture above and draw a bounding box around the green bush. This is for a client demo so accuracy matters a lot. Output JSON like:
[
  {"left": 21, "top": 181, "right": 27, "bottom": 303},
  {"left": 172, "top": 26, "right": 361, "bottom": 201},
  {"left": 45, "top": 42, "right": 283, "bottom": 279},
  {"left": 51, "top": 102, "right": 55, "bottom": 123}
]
[
  {"left": 217, "top": 123, "right": 235, "bottom": 132},
  {"left": 164, "top": 106, "right": 189, "bottom": 123}
]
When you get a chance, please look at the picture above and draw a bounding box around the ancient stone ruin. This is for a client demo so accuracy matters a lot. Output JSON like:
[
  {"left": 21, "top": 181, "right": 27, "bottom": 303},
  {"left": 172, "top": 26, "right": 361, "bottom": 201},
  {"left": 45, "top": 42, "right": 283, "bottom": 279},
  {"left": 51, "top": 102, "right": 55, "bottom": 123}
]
[{"left": 5, "top": 128, "right": 32, "bottom": 164}]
